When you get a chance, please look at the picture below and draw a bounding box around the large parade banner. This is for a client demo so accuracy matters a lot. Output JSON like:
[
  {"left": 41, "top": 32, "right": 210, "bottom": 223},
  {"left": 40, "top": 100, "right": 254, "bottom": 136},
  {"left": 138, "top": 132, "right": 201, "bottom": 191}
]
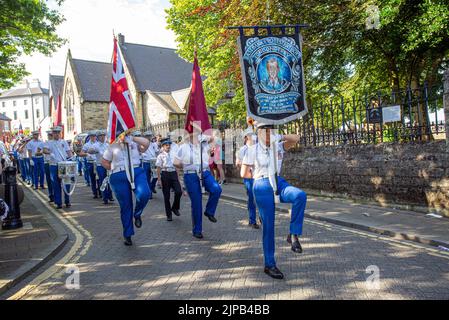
[{"left": 238, "top": 32, "right": 308, "bottom": 125}]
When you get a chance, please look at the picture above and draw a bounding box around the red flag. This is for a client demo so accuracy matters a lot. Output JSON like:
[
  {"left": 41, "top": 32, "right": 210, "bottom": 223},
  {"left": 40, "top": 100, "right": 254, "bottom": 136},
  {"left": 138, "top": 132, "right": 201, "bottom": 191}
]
[
  {"left": 185, "top": 54, "right": 211, "bottom": 134},
  {"left": 54, "top": 94, "right": 62, "bottom": 127},
  {"left": 107, "top": 37, "right": 136, "bottom": 143}
]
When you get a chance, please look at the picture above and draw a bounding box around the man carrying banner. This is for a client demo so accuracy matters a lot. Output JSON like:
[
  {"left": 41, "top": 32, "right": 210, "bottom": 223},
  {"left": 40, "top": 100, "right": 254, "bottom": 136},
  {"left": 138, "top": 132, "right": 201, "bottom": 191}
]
[
  {"left": 173, "top": 53, "right": 222, "bottom": 239},
  {"left": 103, "top": 35, "right": 150, "bottom": 246},
  {"left": 241, "top": 126, "right": 306, "bottom": 279}
]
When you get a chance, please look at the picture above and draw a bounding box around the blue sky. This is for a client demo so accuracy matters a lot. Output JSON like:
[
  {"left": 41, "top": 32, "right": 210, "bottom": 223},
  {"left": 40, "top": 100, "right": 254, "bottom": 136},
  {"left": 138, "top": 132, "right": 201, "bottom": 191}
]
[{"left": 20, "top": 0, "right": 176, "bottom": 88}]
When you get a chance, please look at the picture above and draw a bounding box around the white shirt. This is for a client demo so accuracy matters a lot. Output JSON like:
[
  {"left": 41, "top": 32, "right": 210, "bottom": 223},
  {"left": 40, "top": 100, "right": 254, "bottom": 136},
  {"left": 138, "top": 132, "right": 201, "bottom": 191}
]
[
  {"left": 175, "top": 142, "right": 210, "bottom": 172},
  {"left": 27, "top": 139, "right": 45, "bottom": 157},
  {"left": 46, "top": 139, "right": 71, "bottom": 165},
  {"left": 95, "top": 142, "right": 108, "bottom": 165},
  {"left": 242, "top": 138, "right": 285, "bottom": 179},
  {"left": 43, "top": 140, "right": 53, "bottom": 163},
  {"left": 149, "top": 142, "right": 159, "bottom": 158},
  {"left": 237, "top": 145, "right": 249, "bottom": 163},
  {"left": 156, "top": 150, "right": 175, "bottom": 170},
  {"left": 82, "top": 140, "right": 99, "bottom": 162},
  {"left": 103, "top": 142, "right": 141, "bottom": 171}
]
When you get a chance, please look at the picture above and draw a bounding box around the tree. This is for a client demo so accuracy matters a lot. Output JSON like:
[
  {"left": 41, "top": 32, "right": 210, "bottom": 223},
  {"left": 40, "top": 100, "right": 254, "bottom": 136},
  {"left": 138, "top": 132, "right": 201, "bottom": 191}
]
[
  {"left": 167, "top": 0, "right": 449, "bottom": 123},
  {"left": 0, "top": 0, "right": 65, "bottom": 89}
]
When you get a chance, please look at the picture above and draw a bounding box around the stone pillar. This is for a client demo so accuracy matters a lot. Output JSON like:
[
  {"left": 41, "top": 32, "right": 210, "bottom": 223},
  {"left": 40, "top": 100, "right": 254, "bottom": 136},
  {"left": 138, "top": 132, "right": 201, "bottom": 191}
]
[{"left": 445, "top": 68, "right": 449, "bottom": 152}]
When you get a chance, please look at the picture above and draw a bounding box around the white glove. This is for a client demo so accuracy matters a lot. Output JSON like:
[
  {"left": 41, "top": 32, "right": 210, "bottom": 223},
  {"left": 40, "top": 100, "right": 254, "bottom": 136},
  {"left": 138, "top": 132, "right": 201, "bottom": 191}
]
[
  {"left": 30, "top": 159, "right": 34, "bottom": 166},
  {"left": 124, "top": 136, "right": 133, "bottom": 144}
]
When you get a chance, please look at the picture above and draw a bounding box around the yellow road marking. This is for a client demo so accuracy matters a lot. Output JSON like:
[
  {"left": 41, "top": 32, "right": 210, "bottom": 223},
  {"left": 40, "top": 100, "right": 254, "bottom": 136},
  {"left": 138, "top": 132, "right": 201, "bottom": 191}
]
[{"left": 7, "top": 182, "right": 92, "bottom": 300}]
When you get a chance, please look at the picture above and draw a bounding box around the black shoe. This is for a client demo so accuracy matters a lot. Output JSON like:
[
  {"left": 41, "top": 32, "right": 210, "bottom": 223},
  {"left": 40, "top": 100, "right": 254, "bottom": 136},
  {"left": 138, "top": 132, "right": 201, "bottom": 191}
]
[
  {"left": 93, "top": 195, "right": 98, "bottom": 199},
  {"left": 204, "top": 213, "right": 217, "bottom": 223},
  {"left": 135, "top": 216, "right": 142, "bottom": 228},
  {"left": 56, "top": 205, "right": 63, "bottom": 209},
  {"left": 103, "top": 200, "right": 109, "bottom": 205},
  {"left": 167, "top": 215, "right": 173, "bottom": 222},
  {"left": 172, "top": 209, "right": 180, "bottom": 216},
  {"left": 40, "top": 186, "right": 45, "bottom": 189},
  {"left": 287, "top": 234, "right": 303, "bottom": 253},
  {"left": 124, "top": 237, "right": 133, "bottom": 246},
  {"left": 49, "top": 199, "right": 54, "bottom": 203},
  {"left": 65, "top": 203, "right": 71, "bottom": 208},
  {"left": 109, "top": 198, "right": 114, "bottom": 202},
  {"left": 152, "top": 190, "right": 157, "bottom": 194},
  {"left": 249, "top": 223, "right": 260, "bottom": 229},
  {"left": 264, "top": 267, "right": 284, "bottom": 280},
  {"left": 193, "top": 233, "right": 203, "bottom": 239}
]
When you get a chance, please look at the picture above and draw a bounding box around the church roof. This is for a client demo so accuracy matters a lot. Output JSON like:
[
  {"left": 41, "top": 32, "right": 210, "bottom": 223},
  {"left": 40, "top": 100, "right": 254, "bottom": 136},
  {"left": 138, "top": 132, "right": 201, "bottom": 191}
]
[
  {"left": 71, "top": 59, "right": 112, "bottom": 103},
  {"left": 120, "top": 42, "right": 193, "bottom": 93},
  {"left": 49, "top": 75, "right": 64, "bottom": 98}
]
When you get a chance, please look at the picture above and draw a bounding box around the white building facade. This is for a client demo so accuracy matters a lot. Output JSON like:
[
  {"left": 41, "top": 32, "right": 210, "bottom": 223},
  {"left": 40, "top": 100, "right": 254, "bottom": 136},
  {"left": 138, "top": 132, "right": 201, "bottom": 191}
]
[{"left": 0, "top": 79, "right": 49, "bottom": 133}]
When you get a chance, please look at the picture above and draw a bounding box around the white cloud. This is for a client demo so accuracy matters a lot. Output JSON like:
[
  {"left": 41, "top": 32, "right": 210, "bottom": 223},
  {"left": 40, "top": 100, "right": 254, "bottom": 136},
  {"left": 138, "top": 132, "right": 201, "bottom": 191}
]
[{"left": 19, "top": 0, "right": 176, "bottom": 88}]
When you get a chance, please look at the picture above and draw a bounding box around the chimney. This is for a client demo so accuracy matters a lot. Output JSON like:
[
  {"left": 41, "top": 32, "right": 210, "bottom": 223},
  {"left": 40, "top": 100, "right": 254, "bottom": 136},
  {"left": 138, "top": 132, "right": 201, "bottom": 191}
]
[{"left": 118, "top": 33, "right": 125, "bottom": 46}]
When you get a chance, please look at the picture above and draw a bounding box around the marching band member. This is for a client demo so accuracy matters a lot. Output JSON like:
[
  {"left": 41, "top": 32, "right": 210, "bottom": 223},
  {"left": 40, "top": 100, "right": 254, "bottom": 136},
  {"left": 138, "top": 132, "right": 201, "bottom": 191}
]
[
  {"left": 141, "top": 131, "right": 155, "bottom": 199},
  {"left": 44, "top": 126, "right": 73, "bottom": 209},
  {"left": 236, "top": 128, "right": 259, "bottom": 229},
  {"left": 19, "top": 137, "right": 32, "bottom": 185},
  {"left": 95, "top": 130, "right": 113, "bottom": 205},
  {"left": 101, "top": 133, "right": 151, "bottom": 246},
  {"left": 173, "top": 132, "right": 222, "bottom": 239},
  {"left": 241, "top": 125, "right": 307, "bottom": 280},
  {"left": 80, "top": 131, "right": 100, "bottom": 199},
  {"left": 156, "top": 138, "right": 182, "bottom": 221},
  {"left": 44, "top": 130, "right": 54, "bottom": 203},
  {"left": 27, "top": 130, "right": 45, "bottom": 190},
  {"left": 148, "top": 135, "right": 160, "bottom": 194}
]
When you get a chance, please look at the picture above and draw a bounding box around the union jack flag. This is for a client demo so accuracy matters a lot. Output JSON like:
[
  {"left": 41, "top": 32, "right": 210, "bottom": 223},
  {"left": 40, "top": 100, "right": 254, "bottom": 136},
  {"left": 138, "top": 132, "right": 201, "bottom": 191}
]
[{"left": 107, "top": 37, "right": 136, "bottom": 143}]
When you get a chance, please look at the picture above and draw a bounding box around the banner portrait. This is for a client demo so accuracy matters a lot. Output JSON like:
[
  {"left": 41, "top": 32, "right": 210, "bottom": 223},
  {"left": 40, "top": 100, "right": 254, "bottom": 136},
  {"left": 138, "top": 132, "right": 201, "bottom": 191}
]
[{"left": 238, "top": 33, "right": 308, "bottom": 125}]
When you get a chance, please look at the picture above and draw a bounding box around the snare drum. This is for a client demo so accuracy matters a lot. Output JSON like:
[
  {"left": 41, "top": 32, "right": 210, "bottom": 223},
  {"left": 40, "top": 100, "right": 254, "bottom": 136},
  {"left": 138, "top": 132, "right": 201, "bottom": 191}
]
[{"left": 57, "top": 161, "right": 77, "bottom": 180}]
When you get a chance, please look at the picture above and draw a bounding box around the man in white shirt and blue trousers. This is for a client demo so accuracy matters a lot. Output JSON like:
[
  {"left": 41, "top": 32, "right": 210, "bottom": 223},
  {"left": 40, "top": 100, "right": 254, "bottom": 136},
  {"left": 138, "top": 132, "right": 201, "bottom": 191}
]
[
  {"left": 44, "top": 130, "right": 54, "bottom": 202},
  {"left": 241, "top": 125, "right": 307, "bottom": 280},
  {"left": 27, "top": 130, "right": 46, "bottom": 190},
  {"left": 174, "top": 133, "right": 222, "bottom": 239},
  {"left": 44, "top": 126, "right": 73, "bottom": 209},
  {"left": 80, "top": 131, "right": 100, "bottom": 198},
  {"left": 236, "top": 128, "right": 259, "bottom": 229},
  {"left": 95, "top": 130, "right": 113, "bottom": 204}
]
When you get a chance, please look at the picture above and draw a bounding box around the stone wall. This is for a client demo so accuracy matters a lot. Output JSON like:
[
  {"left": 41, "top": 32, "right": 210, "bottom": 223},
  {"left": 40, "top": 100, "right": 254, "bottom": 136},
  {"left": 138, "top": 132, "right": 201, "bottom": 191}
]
[
  {"left": 226, "top": 141, "right": 449, "bottom": 217},
  {"left": 81, "top": 101, "right": 109, "bottom": 132}
]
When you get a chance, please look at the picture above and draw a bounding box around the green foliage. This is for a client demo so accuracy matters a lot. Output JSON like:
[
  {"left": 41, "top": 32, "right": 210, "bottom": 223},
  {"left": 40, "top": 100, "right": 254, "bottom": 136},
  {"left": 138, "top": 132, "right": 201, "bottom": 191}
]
[
  {"left": 166, "top": 0, "right": 449, "bottom": 121},
  {"left": 0, "top": 0, "right": 66, "bottom": 89}
]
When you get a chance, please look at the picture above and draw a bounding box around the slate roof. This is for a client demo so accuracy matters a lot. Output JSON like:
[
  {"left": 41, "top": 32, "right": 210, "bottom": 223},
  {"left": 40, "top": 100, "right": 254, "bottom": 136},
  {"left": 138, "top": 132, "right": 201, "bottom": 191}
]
[
  {"left": 0, "top": 87, "right": 48, "bottom": 98},
  {"left": 49, "top": 75, "right": 64, "bottom": 98},
  {"left": 120, "top": 42, "right": 193, "bottom": 93},
  {"left": 0, "top": 114, "right": 11, "bottom": 121},
  {"left": 72, "top": 59, "right": 112, "bottom": 103}
]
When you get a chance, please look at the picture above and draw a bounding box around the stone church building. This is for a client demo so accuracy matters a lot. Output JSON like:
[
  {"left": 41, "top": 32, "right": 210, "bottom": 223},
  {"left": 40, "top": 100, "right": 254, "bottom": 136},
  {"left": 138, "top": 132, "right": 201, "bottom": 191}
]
[{"left": 59, "top": 34, "right": 215, "bottom": 140}]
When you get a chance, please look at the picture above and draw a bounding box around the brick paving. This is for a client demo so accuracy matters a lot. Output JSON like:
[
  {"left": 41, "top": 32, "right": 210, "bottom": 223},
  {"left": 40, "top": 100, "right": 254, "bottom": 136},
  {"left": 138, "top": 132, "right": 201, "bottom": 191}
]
[{"left": 3, "top": 182, "right": 449, "bottom": 300}]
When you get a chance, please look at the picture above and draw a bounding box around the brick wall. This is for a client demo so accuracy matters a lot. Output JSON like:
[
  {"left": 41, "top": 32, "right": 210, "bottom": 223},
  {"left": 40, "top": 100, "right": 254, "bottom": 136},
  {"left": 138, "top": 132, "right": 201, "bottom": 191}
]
[{"left": 227, "top": 141, "right": 449, "bottom": 217}]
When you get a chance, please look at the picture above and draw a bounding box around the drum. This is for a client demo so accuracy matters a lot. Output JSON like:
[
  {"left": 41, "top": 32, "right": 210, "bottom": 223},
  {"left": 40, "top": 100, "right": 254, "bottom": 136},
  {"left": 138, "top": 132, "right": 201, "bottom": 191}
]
[
  {"left": 57, "top": 161, "right": 77, "bottom": 196},
  {"left": 57, "top": 161, "right": 77, "bottom": 180},
  {"left": 150, "top": 159, "right": 157, "bottom": 176}
]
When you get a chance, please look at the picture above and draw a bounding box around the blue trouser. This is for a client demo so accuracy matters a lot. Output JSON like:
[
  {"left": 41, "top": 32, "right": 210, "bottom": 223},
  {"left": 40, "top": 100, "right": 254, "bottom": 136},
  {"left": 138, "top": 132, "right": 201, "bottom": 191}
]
[
  {"left": 24, "top": 158, "right": 31, "bottom": 182},
  {"left": 142, "top": 162, "right": 153, "bottom": 199},
  {"left": 83, "top": 158, "right": 90, "bottom": 185},
  {"left": 19, "top": 159, "right": 26, "bottom": 181},
  {"left": 86, "top": 162, "right": 98, "bottom": 196},
  {"left": 109, "top": 167, "right": 151, "bottom": 238},
  {"left": 32, "top": 157, "right": 45, "bottom": 188},
  {"left": 44, "top": 162, "right": 54, "bottom": 201},
  {"left": 97, "top": 165, "right": 112, "bottom": 202},
  {"left": 77, "top": 157, "right": 83, "bottom": 174},
  {"left": 244, "top": 178, "right": 257, "bottom": 224},
  {"left": 50, "top": 165, "right": 70, "bottom": 206},
  {"left": 253, "top": 176, "right": 307, "bottom": 268},
  {"left": 184, "top": 170, "right": 222, "bottom": 235}
]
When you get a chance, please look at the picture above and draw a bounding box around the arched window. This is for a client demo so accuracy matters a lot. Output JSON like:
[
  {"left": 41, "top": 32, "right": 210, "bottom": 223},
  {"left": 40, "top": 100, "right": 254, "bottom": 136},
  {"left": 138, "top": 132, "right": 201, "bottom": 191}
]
[{"left": 65, "top": 81, "right": 75, "bottom": 132}]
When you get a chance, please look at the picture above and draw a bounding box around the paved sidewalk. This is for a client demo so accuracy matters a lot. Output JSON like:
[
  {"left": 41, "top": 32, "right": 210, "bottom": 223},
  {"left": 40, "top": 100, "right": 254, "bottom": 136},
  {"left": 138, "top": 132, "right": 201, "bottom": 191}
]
[
  {"left": 220, "top": 183, "right": 449, "bottom": 249},
  {"left": 0, "top": 184, "right": 68, "bottom": 295}
]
